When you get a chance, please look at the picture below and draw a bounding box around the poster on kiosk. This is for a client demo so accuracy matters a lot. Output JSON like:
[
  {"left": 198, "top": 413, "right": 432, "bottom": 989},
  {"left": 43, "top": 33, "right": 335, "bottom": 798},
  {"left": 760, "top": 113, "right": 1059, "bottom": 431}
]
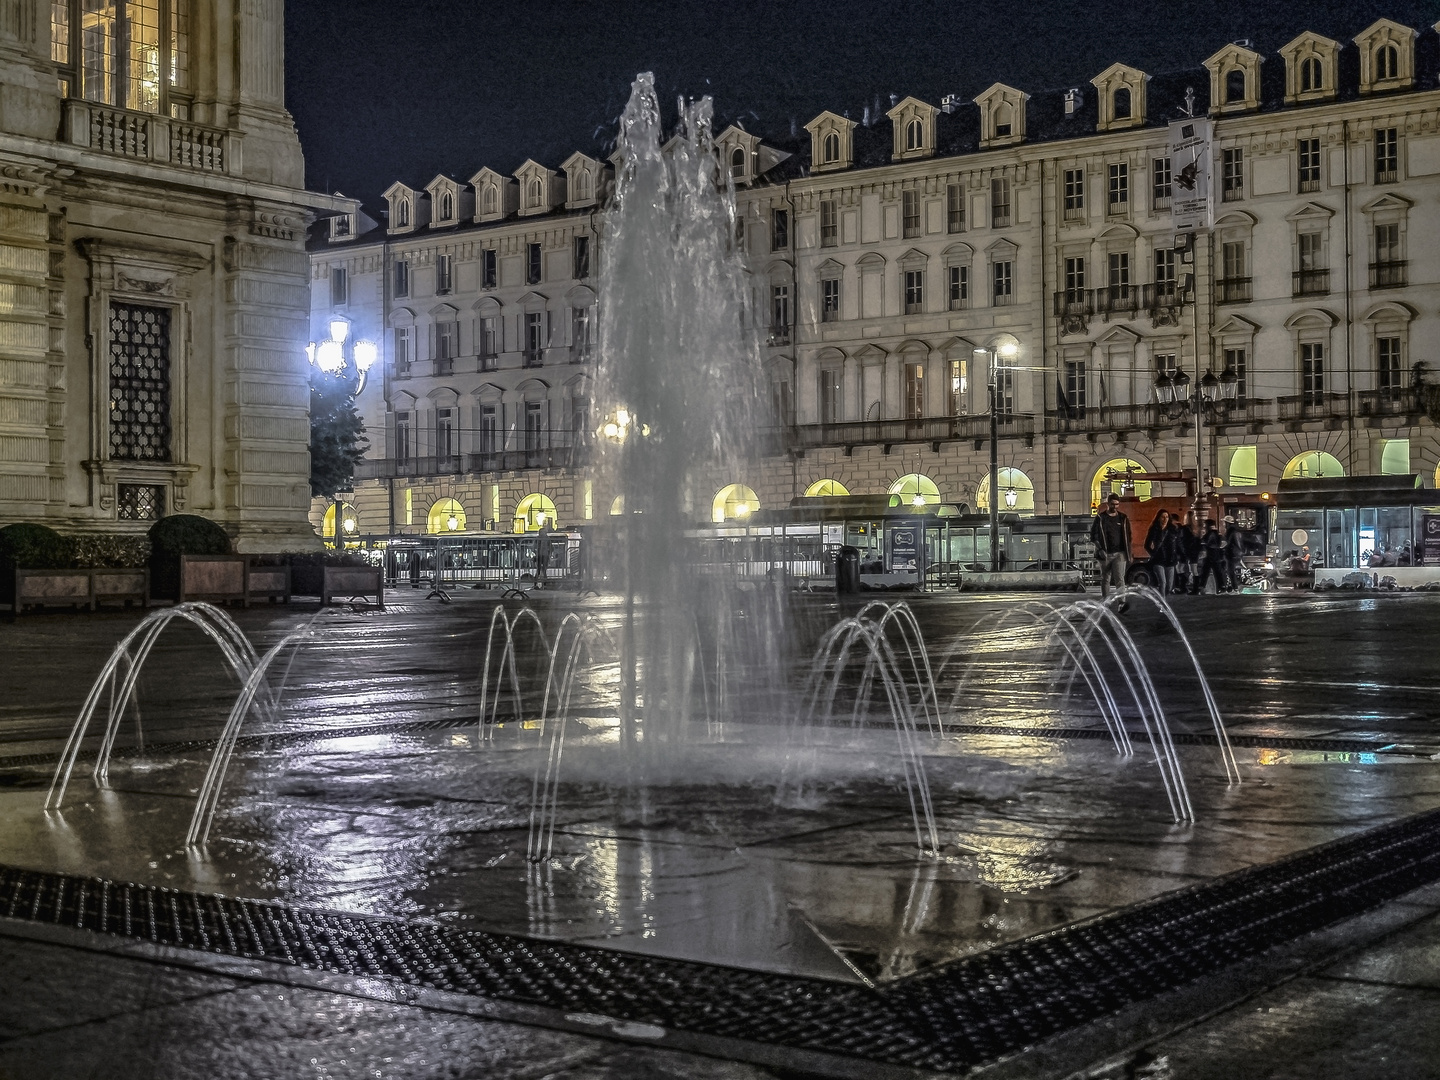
[{"left": 887, "top": 521, "right": 922, "bottom": 581}]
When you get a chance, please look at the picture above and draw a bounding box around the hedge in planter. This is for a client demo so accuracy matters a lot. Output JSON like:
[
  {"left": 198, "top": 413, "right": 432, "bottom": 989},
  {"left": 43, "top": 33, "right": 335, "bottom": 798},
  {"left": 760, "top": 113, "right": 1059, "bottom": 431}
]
[
  {"left": 0, "top": 523, "right": 75, "bottom": 570},
  {"left": 148, "top": 515, "right": 232, "bottom": 600}
]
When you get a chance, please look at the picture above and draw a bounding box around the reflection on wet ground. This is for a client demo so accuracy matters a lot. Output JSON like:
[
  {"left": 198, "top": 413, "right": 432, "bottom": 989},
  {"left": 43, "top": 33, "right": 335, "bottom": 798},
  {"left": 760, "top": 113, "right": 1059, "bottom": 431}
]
[{"left": 1, "top": 589, "right": 1438, "bottom": 984}]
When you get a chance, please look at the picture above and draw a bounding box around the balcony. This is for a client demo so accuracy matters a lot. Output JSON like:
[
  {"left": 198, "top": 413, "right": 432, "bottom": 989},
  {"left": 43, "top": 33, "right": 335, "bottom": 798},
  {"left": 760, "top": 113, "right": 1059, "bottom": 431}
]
[
  {"left": 1216, "top": 277, "right": 1252, "bottom": 304},
  {"left": 1209, "top": 397, "right": 1273, "bottom": 431},
  {"left": 64, "top": 100, "right": 237, "bottom": 176},
  {"left": 1053, "top": 290, "right": 1093, "bottom": 335},
  {"left": 1142, "top": 282, "right": 1190, "bottom": 327},
  {"left": 1357, "top": 387, "right": 1420, "bottom": 420},
  {"left": 789, "top": 412, "right": 1035, "bottom": 452},
  {"left": 1277, "top": 393, "right": 1347, "bottom": 425},
  {"left": 767, "top": 326, "right": 792, "bottom": 347},
  {"left": 1292, "top": 269, "right": 1330, "bottom": 297},
  {"left": 1370, "top": 260, "right": 1407, "bottom": 289},
  {"left": 1095, "top": 284, "right": 1139, "bottom": 320},
  {"left": 1046, "top": 403, "right": 1158, "bottom": 436}
]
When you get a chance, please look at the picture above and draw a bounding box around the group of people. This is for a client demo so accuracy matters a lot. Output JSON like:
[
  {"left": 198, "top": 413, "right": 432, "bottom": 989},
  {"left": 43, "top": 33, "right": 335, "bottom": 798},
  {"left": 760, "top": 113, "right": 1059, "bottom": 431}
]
[{"left": 1088, "top": 493, "right": 1250, "bottom": 602}]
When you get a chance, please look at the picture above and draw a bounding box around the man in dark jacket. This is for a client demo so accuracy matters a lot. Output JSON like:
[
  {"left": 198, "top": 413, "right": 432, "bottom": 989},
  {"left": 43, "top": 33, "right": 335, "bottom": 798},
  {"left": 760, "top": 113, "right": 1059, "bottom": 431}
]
[
  {"left": 1089, "top": 493, "right": 1132, "bottom": 603},
  {"left": 1193, "top": 518, "right": 1229, "bottom": 595},
  {"left": 1223, "top": 515, "right": 1244, "bottom": 591}
]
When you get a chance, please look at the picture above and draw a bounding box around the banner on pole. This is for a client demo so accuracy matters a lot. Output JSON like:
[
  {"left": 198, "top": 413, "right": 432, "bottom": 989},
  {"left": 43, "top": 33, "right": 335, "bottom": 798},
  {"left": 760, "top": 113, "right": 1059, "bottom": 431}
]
[{"left": 1169, "top": 117, "right": 1212, "bottom": 233}]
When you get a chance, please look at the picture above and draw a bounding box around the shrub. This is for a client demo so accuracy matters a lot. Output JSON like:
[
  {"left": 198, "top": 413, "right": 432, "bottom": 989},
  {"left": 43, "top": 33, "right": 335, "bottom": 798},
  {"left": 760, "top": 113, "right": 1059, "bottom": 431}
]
[
  {"left": 0, "top": 523, "right": 75, "bottom": 569},
  {"left": 252, "top": 549, "right": 368, "bottom": 596},
  {"left": 148, "top": 515, "right": 232, "bottom": 599},
  {"left": 71, "top": 534, "right": 150, "bottom": 569}
]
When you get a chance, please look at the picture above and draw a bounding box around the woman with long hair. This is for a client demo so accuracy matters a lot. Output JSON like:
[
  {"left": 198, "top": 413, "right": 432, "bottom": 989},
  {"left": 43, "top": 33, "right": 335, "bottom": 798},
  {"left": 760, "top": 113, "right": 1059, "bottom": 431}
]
[{"left": 1144, "top": 508, "right": 1179, "bottom": 597}]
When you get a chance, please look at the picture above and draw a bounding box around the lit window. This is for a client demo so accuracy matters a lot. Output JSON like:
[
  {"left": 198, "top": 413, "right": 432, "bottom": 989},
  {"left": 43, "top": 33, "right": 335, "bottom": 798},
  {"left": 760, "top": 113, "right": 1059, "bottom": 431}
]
[{"left": 54, "top": 0, "right": 189, "bottom": 115}]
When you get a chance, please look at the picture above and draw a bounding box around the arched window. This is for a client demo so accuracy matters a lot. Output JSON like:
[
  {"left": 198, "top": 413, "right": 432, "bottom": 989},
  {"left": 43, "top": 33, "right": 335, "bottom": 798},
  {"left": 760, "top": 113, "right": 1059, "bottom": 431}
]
[
  {"left": 609, "top": 495, "right": 626, "bottom": 516},
  {"left": 514, "top": 493, "right": 557, "bottom": 532},
  {"left": 1225, "top": 68, "right": 1246, "bottom": 103},
  {"left": 576, "top": 171, "right": 590, "bottom": 199},
  {"left": 396, "top": 199, "right": 410, "bottom": 227},
  {"left": 528, "top": 178, "right": 543, "bottom": 208},
  {"left": 439, "top": 191, "right": 453, "bottom": 219},
  {"left": 1300, "top": 56, "right": 1322, "bottom": 92},
  {"left": 1113, "top": 87, "right": 1131, "bottom": 120},
  {"left": 482, "top": 185, "right": 497, "bottom": 215},
  {"left": 888, "top": 473, "right": 940, "bottom": 507},
  {"left": 804, "top": 479, "right": 850, "bottom": 498},
  {"left": 426, "top": 497, "right": 466, "bottom": 534},
  {"left": 712, "top": 483, "right": 760, "bottom": 522},
  {"left": 1090, "top": 458, "right": 1153, "bottom": 509},
  {"left": 1376, "top": 43, "right": 1399, "bottom": 81},
  {"left": 730, "top": 146, "right": 746, "bottom": 178},
  {"left": 905, "top": 118, "right": 923, "bottom": 151},
  {"left": 994, "top": 101, "right": 1013, "bottom": 137},
  {"left": 975, "top": 468, "right": 1035, "bottom": 514},
  {"left": 1283, "top": 451, "right": 1344, "bottom": 479},
  {"left": 822, "top": 131, "right": 840, "bottom": 164},
  {"left": 321, "top": 501, "right": 359, "bottom": 540}
]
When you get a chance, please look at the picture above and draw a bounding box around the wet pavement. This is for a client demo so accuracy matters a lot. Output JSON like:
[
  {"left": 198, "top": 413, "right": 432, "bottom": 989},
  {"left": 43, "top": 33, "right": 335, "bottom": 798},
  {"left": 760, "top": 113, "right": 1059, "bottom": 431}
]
[{"left": 2, "top": 586, "right": 1440, "bottom": 1076}]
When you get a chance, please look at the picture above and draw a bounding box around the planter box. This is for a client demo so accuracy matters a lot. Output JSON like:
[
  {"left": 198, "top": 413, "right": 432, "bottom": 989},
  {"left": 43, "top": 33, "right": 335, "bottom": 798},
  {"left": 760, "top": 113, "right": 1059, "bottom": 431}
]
[
  {"left": 245, "top": 564, "right": 292, "bottom": 604},
  {"left": 178, "top": 554, "right": 248, "bottom": 605},
  {"left": 322, "top": 565, "right": 384, "bottom": 608},
  {"left": 5, "top": 567, "right": 150, "bottom": 615}
]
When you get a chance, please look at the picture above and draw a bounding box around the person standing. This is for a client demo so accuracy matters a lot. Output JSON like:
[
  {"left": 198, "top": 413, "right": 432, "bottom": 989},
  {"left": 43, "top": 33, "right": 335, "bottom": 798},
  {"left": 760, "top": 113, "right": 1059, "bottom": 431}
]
[
  {"left": 1144, "top": 509, "right": 1179, "bottom": 597},
  {"left": 1223, "top": 515, "right": 1244, "bottom": 591},
  {"left": 1089, "top": 493, "right": 1132, "bottom": 604},
  {"left": 1193, "top": 518, "right": 1228, "bottom": 594}
]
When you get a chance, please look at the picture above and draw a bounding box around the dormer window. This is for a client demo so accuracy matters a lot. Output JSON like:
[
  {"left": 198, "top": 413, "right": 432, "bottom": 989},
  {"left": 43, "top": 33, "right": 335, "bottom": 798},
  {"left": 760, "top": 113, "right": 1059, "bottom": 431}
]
[
  {"left": 1301, "top": 56, "right": 1322, "bottom": 92},
  {"left": 1281, "top": 31, "right": 1339, "bottom": 104},
  {"left": 396, "top": 199, "right": 410, "bottom": 228},
  {"left": 1354, "top": 19, "right": 1415, "bottom": 95},
  {"left": 974, "top": 84, "right": 1027, "bottom": 147},
  {"left": 731, "top": 147, "right": 745, "bottom": 178},
  {"left": 1204, "top": 43, "right": 1262, "bottom": 115},
  {"left": 332, "top": 214, "right": 351, "bottom": 239},
  {"left": 439, "top": 191, "right": 453, "bottom": 220},
  {"left": 822, "top": 131, "right": 840, "bottom": 163},
  {"left": 886, "top": 97, "right": 937, "bottom": 160},
  {"left": 1113, "top": 88, "right": 1131, "bottom": 119},
  {"left": 1224, "top": 69, "right": 1245, "bottom": 103},
  {"left": 1376, "top": 44, "right": 1399, "bottom": 81},
  {"left": 805, "top": 112, "right": 855, "bottom": 173},
  {"left": 905, "top": 118, "right": 923, "bottom": 151},
  {"left": 576, "top": 172, "right": 591, "bottom": 200},
  {"left": 482, "top": 186, "right": 496, "bottom": 215},
  {"left": 995, "top": 104, "right": 1012, "bottom": 137},
  {"left": 528, "top": 179, "right": 543, "bottom": 208}
]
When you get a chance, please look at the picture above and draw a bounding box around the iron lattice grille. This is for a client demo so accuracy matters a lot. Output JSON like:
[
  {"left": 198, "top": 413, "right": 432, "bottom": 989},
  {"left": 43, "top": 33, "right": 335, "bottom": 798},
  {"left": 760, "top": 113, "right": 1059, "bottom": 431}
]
[
  {"left": 108, "top": 302, "right": 172, "bottom": 461},
  {"left": 116, "top": 483, "right": 164, "bottom": 521}
]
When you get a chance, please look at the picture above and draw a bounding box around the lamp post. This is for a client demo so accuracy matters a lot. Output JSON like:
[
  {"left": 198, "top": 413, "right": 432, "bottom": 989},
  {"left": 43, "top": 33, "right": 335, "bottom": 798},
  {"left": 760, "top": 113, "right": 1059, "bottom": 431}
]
[
  {"left": 307, "top": 317, "right": 377, "bottom": 549},
  {"left": 976, "top": 342, "right": 1019, "bottom": 572},
  {"left": 1154, "top": 363, "right": 1239, "bottom": 520}
]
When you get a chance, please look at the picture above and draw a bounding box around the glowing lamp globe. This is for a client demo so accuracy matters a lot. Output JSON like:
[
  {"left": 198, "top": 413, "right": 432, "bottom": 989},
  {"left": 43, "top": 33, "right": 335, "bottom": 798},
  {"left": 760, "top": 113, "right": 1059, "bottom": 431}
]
[{"left": 315, "top": 339, "right": 344, "bottom": 373}]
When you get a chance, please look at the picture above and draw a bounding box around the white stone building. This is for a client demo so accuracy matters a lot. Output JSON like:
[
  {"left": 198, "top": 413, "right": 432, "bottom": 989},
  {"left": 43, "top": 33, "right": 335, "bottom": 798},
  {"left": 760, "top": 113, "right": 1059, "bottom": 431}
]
[
  {"left": 316, "top": 15, "right": 1440, "bottom": 538},
  {"left": 0, "top": 0, "right": 341, "bottom": 549}
]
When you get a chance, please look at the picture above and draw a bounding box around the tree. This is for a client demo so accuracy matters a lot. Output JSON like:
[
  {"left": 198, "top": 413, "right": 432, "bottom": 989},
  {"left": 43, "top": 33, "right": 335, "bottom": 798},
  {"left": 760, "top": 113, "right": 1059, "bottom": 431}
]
[{"left": 309, "top": 368, "right": 368, "bottom": 500}]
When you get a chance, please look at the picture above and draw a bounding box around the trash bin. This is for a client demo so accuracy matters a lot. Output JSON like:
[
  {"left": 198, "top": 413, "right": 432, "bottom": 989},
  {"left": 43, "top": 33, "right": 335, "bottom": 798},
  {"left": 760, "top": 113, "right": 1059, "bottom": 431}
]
[{"left": 836, "top": 545, "right": 860, "bottom": 594}]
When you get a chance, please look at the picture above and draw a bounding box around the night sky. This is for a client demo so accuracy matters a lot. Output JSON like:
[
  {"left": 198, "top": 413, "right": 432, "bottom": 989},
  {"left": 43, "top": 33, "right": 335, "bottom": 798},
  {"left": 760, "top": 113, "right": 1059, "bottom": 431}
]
[{"left": 285, "top": 0, "right": 1440, "bottom": 208}]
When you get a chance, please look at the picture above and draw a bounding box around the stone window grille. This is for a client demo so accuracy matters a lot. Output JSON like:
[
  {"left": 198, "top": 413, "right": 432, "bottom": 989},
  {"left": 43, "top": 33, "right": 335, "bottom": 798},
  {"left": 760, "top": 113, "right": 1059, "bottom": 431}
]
[
  {"left": 117, "top": 483, "right": 164, "bottom": 521},
  {"left": 108, "top": 302, "right": 172, "bottom": 462}
]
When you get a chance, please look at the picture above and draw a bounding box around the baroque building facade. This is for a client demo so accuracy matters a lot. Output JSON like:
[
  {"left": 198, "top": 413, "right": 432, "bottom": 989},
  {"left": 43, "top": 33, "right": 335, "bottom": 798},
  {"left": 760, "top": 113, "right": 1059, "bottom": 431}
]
[
  {"left": 315, "top": 16, "right": 1440, "bottom": 539},
  {"left": 0, "top": 0, "right": 339, "bottom": 549}
]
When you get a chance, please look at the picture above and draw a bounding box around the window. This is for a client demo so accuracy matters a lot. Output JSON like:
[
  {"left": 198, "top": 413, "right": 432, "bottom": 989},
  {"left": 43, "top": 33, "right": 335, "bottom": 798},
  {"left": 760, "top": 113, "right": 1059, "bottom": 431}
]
[
  {"left": 439, "top": 191, "right": 453, "bottom": 220},
  {"left": 1378, "top": 336, "right": 1403, "bottom": 394},
  {"left": 1152, "top": 157, "right": 1172, "bottom": 209},
  {"left": 771, "top": 283, "right": 790, "bottom": 335},
  {"left": 1063, "top": 169, "right": 1084, "bottom": 219},
  {"left": 117, "top": 483, "right": 163, "bottom": 521},
  {"left": 574, "top": 171, "right": 591, "bottom": 201},
  {"left": 571, "top": 395, "right": 591, "bottom": 442},
  {"left": 394, "top": 260, "right": 409, "bottom": 298},
  {"left": 1221, "top": 148, "right": 1243, "bottom": 201},
  {"left": 1373, "top": 223, "right": 1404, "bottom": 287},
  {"left": 436, "top": 254, "right": 453, "bottom": 294},
  {"left": 527, "top": 178, "right": 543, "bottom": 209},
  {"left": 482, "top": 185, "right": 497, "bottom": 216},
  {"left": 947, "top": 265, "right": 968, "bottom": 310},
  {"left": 1154, "top": 248, "right": 1178, "bottom": 297},
  {"left": 479, "top": 406, "right": 498, "bottom": 454},
  {"left": 992, "top": 260, "right": 1013, "bottom": 305},
  {"left": 904, "top": 363, "right": 924, "bottom": 419},
  {"left": 991, "top": 178, "right": 1011, "bottom": 227},
  {"left": 820, "top": 200, "right": 838, "bottom": 246},
  {"left": 904, "top": 270, "right": 924, "bottom": 314},
  {"left": 1375, "top": 128, "right": 1398, "bottom": 183},
  {"left": 393, "top": 327, "right": 412, "bottom": 373},
  {"left": 524, "top": 311, "right": 544, "bottom": 365},
  {"left": 948, "top": 359, "right": 968, "bottom": 415},
  {"left": 481, "top": 249, "right": 497, "bottom": 289},
  {"left": 1219, "top": 239, "right": 1250, "bottom": 302},
  {"left": 570, "top": 307, "right": 592, "bottom": 361},
  {"left": 54, "top": 0, "right": 188, "bottom": 114},
  {"left": 527, "top": 243, "right": 542, "bottom": 285},
  {"left": 1298, "top": 137, "right": 1321, "bottom": 191},
  {"left": 995, "top": 367, "right": 1015, "bottom": 415},
  {"left": 1224, "top": 346, "right": 1248, "bottom": 400},
  {"left": 730, "top": 146, "right": 746, "bottom": 178},
  {"left": 1301, "top": 342, "right": 1325, "bottom": 403},
  {"left": 479, "top": 317, "right": 499, "bottom": 366},
  {"left": 1225, "top": 68, "right": 1246, "bottom": 103},
  {"left": 107, "top": 302, "right": 171, "bottom": 461},
  {"left": 771, "top": 209, "right": 789, "bottom": 251},
  {"left": 436, "top": 409, "right": 455, "bottom": 460},
  {"left": 1298, "top": 232, "right": 1324, "bottom": 272},
  {"left": 1107, "top": 252, "right": 1130, "bottom": 301},
  {"left": 819, "top": 368, "right": 841, "bottom": 425},
  {"left": 821, "top": 277, "right": 840, "bottom": 321},
  {"left": 1301, "top": 56, "right": 1322, "bottom": 92},
  {"left": 1154, "top": 352, "right": 1179, "bottom": 378},
  {"left": 396, "top": 199, "right": 410, "bottom": 228},
  {"left": 1113, "top": 87, "right": 1131, "bottom": 120},
  {"left": 1108, "top": 162, "right": 1128, "bottom": 209},
  {"left": 524, "top": 402, "right": 543, "bottom": 451},
  {"left": 332, "top": 215, "right": 351, "bottom": 238},
  {"left": 395, "top": 411, "right": 411, "bottom": 464},
  {"left": 994, "top": 102, "right": 1013, "bottom": 138},
  {"left": 902, "top": 190, "right": 920, "bottom": 238},
  {"left": 573, "top": 235, "right": 590, "bottom": 279},
  {"left": 1063, "top": 256, "right": 1086, "bottom": 302},
  {"left": 1376, "top": 44, "right": 1399, "bottom": 81},
  {"left": 822, "top": 131, "right": 840, "bottom": 163},
  {"left": 330, "top": 267, "right": 347, "bottom": 306},
  {"left": 946, "top": 183, "right": 965, "bottom": 232},
  {"left": 1065, "top": 360, "right": 1087, "bottom": 411},
  {"left": 435, "top": 321, "right": 456, "bottom": 368},
  {"left": 905, "top": 118, "right": 923, "bottom": 151}
]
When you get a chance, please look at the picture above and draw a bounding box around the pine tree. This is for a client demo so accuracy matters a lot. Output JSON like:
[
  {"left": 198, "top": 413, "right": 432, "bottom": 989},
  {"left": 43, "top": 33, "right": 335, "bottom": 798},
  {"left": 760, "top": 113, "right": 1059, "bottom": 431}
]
[{"left": 309, "top": 369, "right": 369, "bottom": 498}]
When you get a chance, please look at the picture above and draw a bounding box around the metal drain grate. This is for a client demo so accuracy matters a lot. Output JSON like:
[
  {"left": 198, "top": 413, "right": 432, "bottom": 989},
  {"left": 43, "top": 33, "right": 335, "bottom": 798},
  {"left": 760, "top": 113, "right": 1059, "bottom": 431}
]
[{"left": 4, "top": 805, "right": 1440, "bottom": 1071}]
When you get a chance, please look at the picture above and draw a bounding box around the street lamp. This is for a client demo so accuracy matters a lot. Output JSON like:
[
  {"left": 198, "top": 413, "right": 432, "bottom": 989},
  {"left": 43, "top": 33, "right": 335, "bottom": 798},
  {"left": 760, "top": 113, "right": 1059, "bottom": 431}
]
[
  {"left": 308, "top": 317, "right": 378, "bottom": 549},
  {"left": 1154, "top": 363, "right": 1239, "bottom": 518},
  {"left": 975, "top": 341, "right": 1019, "bottom": 573}
]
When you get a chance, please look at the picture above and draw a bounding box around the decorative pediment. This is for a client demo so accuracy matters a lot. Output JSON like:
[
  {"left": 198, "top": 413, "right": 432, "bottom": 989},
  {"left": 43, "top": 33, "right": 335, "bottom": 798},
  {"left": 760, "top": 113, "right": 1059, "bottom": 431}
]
[
  {"left": 886, "top": 96, "right": 938, "bottom": 162},
  {"left": 1361, "top": 301, "right": 1416, "bottom": 324},
  {"left": 428, "top": 302, "right": 458, "bottom": 318},
  {"left": 514, "top": 159, "right": 560, "bottom": 216},
  {"left": 973, "top": 83, "right": 1028, "bottom": 147},
  {"left": 1204, "top": 43, "right": 1263, "bottom": 115},
  {"left": 472, "top": 295, "right": 502, "bottom": 316},
  {"left": 560, "top": 151, "right": 601, "bottom": 208},
  {"left": 1361, "top": 192, "right": 1413, "bottom": 214},
  {"left": 565, "top": 284, "right": 597, "bottom": 307},
  {"left": 388, "top": 306, "right": 416, "bottom": 327},
  {"left": 854, "top": 342, "right": 888, "bottom": 364},
  {"left": 895, "top": 337, "right": 931, "bottom": 357},
  {"left": 898, "top": 247, "right": 929, "bottom": 267},
  {"left": 1091, "top": 63, "right": 1148, "bottom": 131},
  {"left": 517, "top": 291, "right": 548, "bottom": 311},
  {"left": 469, "top": 167, "right": 516, "bottom": 222},
  {"left": 1214, "top": 314, "right": 1259, "bottom": 337},
  {"left": 804, "top": 111, "right": 856, "bottom": 172},
  {"left": 986, "top": 236, "right": 1019, "bottom": 256},
  {"left": 1285, "top": 201, "right": 1336, "bottom": 223},
  {"left": 1279, "top": 31, "right": 1340, "bottom": 103},
  {"left": 1098, "top": 222, "right": 1139, "bottom": 241},
  {"left": 1355, "top": 18, "right": 1417, "bottom": 94},
  {"left": 1284, "top": 308, "right": 1339, "bottom": 330},
  {"left": 856, "top": 251, "right": 886, "bottom": 269},
  {"left": 424, "top": 174, "right": 467, "bottom": 227},
  {"left": 382, "top": 181, "right": 423, "bottom": 232},
  {"left": 1097, "top": 324, "right": 1142, "bottom": 346},
  {"left": 717, "top": 125, "right": 761, "bottom": 185},
  {"left": 816, "top": 258, "right": 845, "bottom": 276},
  {"left": 942, "top": 243, "right": 973, "bottom": 264}
]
